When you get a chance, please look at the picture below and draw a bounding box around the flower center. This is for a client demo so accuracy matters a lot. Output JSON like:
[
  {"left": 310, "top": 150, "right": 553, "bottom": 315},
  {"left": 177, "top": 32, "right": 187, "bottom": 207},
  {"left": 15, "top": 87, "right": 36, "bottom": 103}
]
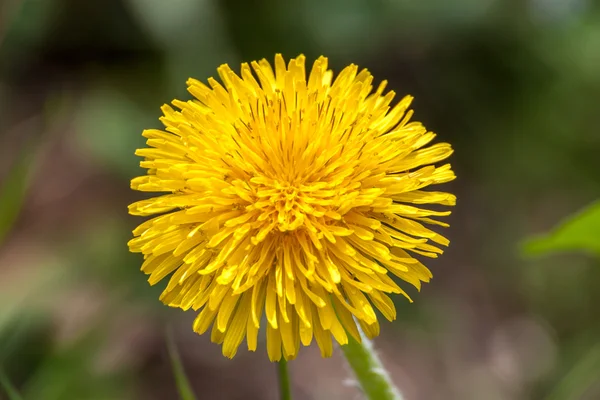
[
  {"left": 261, "top": 183, "right": 306, "bottom": 232},
  {"left": 246, "top": 177, "right": 336, "bottom": 236}
]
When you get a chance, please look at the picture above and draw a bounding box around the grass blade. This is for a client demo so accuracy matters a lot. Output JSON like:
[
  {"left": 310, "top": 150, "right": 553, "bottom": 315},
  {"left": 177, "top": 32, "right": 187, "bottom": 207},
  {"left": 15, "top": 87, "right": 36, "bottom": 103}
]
[
  {"left": 165, "top": 327, "right": 197, "bottom": 400},
  {"left": 0, "top": 143, "right": 35, "bottom": 244},
  {"left": 0, "top": 367, "right": 23, "bottom": 400}
]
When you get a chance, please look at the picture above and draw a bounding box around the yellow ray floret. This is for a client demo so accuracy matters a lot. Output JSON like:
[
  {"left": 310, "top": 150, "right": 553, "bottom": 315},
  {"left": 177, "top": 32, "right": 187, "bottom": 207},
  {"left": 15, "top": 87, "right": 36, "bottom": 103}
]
[{"left": 128, "top": 54, "right": 456, "bottom": 361}]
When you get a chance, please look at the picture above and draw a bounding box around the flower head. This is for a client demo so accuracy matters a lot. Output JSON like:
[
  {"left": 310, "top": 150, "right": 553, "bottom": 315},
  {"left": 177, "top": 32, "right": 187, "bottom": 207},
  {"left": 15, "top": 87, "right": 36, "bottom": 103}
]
[{"left": 128, "top": 54, "right": 455, "bottom": 361}]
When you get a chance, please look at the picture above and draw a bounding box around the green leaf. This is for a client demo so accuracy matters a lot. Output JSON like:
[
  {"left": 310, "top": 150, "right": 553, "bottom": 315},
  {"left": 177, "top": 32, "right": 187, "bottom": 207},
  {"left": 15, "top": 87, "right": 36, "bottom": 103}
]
[
  {"left": 165, "top": 328, "right": 197, "bottom": 400},
  {"left": 523, "top": 200, "right": 600, "bottom": 257}
]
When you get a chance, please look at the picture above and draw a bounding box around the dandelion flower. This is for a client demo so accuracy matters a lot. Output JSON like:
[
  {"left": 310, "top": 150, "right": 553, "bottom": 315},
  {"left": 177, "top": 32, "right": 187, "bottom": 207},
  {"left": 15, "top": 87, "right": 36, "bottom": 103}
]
[{"left": 128, "top": 54, "right": 456, "bottom": 361}]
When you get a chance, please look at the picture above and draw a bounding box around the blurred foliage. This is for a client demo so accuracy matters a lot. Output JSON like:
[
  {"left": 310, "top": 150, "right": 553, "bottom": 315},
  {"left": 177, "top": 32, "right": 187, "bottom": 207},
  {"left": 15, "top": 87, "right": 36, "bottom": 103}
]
[
  {"left": 0, "top": 370, "right": 22, "bottom": 400},
  {"left": 545, "top": 343, "right": 600, "bottom": 400},
  {"left": 521, "top": 199, "right": 600, "bottom": 399},
  {"left": 0, "top": 0, "right": 58, "bottom": 59},
  {"left": 1, "top": 0, "right": 600, "bottom": 399},
  {"left": 75, "top": 82, "right": 153, "bottom": 177},
  {"left": 0, "top": 145, "right": 34, "bottom": 243},
  {"left": 19, "top": 330, "right": 131, "bottom": 400}
]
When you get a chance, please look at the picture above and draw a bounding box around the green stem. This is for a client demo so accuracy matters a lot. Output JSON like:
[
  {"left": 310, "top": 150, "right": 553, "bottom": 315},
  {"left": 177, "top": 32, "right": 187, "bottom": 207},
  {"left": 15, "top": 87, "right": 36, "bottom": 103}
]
[
  {"left": 277, "top": 359, "right": 292, "bottom": 400},
  {"left": 341, "top": 327, "right": 404, "bottom": 400}
]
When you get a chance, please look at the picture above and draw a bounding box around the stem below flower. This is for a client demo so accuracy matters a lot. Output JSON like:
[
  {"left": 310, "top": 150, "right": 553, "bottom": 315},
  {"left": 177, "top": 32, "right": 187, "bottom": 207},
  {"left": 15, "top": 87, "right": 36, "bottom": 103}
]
[
  {"left": 277, "top": 358, "right": 292, "bottom": 400},
  {"left": 341, "top": 327, "right": 404, "bottom": 400}
]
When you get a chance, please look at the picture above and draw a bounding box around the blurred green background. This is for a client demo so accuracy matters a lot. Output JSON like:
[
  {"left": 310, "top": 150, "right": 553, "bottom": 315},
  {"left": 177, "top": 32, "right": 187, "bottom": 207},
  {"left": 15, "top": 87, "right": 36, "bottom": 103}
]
[{"left": 1, "top": 0, "right": 599, "bottom": 399}]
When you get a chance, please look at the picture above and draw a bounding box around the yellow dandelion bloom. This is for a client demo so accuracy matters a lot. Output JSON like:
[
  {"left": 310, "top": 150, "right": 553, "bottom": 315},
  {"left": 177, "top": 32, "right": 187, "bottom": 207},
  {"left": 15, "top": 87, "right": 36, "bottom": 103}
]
[{"left": 128, "top": 54, "right": 456, "bottom": 361}]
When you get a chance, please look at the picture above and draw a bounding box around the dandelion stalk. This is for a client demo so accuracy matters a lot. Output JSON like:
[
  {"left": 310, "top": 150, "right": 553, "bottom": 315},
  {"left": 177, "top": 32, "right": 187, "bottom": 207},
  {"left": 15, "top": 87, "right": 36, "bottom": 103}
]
[
  {"left": 341, "top": 326, "right": 403, "bottom": 400},
  {"left": 277, "top": 359, "right": 292, "bottom": 400}
]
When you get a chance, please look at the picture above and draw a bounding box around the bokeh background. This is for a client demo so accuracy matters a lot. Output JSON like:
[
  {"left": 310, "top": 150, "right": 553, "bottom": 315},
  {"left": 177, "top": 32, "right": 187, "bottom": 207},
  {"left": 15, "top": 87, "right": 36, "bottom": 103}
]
[{"left": 1, "top": 0, "right": 599, "bottom": 399}]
